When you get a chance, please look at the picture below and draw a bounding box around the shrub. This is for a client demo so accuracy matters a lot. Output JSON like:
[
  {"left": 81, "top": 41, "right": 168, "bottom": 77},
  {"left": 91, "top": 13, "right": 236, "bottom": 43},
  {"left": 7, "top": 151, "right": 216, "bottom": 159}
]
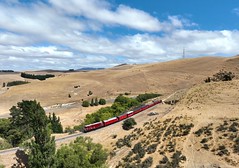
[
  {"left": 159, "top": 156, "right": 169, "bottom": 164},
  {"left": 64, "top": 126, "right": 75, "bottom": 134},
  {"left": 217, "top": 145, "right": 229, "bottom": 156},
  {"left": 116, "top": 135, "right": 134, "bottom": 148},
  {"left": 88, "top": 90, "right": 93, "bottom": 96},
  {"left": 200, "top": 138, "right": 208, "bottom": 144},
  {"left": 82, "top": 100, "right": 90, "bottom": 107},
  {"left": 132, "top": 142, "right": 145, "bottom": 158},
  {"left": 146, "top": 144, "right": 158, "bottom": 154},
  {"left": 123, "top": 118, "right": 137, "bottom": 130},
  {"left": 142, "top": 157, "right": 153, "bottom": 168},
  {"left": 233, "top": 137, "right": 239, "bottom": 154},
  {"left": 99, "top": 98, "right": 106, "bottom": 105},
  {"left": 171, "top": 151, "right": 186, "bottom": 167},
  {"left": 229, "top": 122, "right": 238, "bottom": 132},
  {"left": 204, "top": 70, "right": 235, "bottom": 83}
]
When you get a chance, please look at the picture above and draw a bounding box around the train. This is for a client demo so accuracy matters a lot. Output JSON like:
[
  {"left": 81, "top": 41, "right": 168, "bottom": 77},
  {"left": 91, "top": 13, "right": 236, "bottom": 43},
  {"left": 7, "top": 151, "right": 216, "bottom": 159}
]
[{"left": 83, "top": 100, "right": 162, "bottom": 132}]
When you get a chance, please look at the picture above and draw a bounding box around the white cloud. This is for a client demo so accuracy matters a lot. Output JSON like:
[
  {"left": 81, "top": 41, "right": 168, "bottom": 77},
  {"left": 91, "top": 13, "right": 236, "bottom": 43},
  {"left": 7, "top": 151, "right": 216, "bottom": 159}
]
[
  {"left": 232, "top": 8, "right": 239, "bottom": 15},
  {"left": 0, "top": 0, "right": 238, "bottom": 70},
  {"left": 49, "top": 0, "right": 182, "bottom": 32},
  {"left": 0, "top": 2, "right": 86, "bottom": 37},
  {"left": 0, "top": 32, "right": 33, "bottom": 45}
]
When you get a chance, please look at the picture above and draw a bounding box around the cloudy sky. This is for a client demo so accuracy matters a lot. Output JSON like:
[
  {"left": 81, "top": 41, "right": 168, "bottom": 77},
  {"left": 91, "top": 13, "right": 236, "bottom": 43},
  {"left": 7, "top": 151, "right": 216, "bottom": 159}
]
[{"left": 1, "top": 0, "right": 239, "bottom": 70}]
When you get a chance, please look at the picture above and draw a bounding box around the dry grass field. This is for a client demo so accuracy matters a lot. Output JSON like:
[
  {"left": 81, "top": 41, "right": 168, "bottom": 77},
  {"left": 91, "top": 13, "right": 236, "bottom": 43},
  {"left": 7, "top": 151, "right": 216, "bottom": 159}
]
[
  {"left": 1, "top": 56, "right": 239, "bottom": 167},
  {"left": 0, "top": 56, "right": 237, "bottom": 116}
]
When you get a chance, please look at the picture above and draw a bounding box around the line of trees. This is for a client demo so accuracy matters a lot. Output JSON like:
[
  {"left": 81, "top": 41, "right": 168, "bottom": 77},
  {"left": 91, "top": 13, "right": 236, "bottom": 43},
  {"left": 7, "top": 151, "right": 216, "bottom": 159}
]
[
  {"left": 136, "top": 93, "right": 162, "bottom": 102},
  {"left": 21, "top": 72, "right": 55, "bottom": 80},
  {"left": 0, "top": 70, "right": 14, "bottom": 72},
  {"left": 3, "top": 81, "right": 29, "bottom": 87},
  {"left": 82, "top": 98, "right": 106, "bottom": 107}
]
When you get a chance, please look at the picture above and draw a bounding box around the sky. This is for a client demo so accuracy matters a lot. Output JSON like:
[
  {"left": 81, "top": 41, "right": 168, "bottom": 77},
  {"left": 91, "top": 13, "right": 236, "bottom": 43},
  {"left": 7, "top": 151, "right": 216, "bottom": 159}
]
[{"left": 1, "top": 0, "right": 239, "bottom": 70}]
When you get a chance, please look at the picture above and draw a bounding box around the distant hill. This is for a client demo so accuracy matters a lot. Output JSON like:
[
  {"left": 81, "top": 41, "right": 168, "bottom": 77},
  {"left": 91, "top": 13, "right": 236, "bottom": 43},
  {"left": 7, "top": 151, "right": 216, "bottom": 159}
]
[{"left": 76, "top": 67, "right": 104, "bottom": 71}]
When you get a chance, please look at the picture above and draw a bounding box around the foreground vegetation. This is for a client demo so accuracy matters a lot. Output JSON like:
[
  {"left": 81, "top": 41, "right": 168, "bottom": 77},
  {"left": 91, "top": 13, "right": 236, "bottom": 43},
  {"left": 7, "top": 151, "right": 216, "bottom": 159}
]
[
  {"left": 111, "top": 115, "right": 239, "bottom": 168},
  {"left": 113, "top": 116, "right": 193, "bottom": 168},
  {"left": 194, "top": 118, "right": 239, "bottom": 166},
  {"left": 54, "top": 137, "right": 108, "bottom": 168},
  {"left": 0, "top": 100, "right": 108, "bottom": 167},
  {"left": 0, "top": 101, "right": 63, "bottom": 148}
]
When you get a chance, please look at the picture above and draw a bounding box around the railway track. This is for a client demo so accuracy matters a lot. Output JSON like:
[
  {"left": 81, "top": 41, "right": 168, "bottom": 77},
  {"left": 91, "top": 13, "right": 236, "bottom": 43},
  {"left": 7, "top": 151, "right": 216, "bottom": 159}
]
[{"left": 0, "top": 132, "right": 84, "bottom": 155}]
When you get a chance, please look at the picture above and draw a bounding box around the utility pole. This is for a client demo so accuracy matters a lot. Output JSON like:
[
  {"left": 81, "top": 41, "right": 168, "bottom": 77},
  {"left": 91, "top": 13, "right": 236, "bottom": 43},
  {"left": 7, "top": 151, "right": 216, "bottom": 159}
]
[{"left": 182, "top": 48, "right": 185, "bottom": 59}]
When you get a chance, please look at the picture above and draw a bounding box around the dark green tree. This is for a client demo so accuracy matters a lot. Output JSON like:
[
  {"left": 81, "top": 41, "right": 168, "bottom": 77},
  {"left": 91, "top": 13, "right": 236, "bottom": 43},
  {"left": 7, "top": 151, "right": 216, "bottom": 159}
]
[
  {"left": 48, "top": 113, "right": 63, "bottom": 133},
  {"left": 122, "top": 118, "right": 137, "bottom": 130},
  {"left": 0, "top": 118, "right": 10, "bottom": 138},
  {"left": 10, "top": 100, "right": 56, "bottom": 168},
  {"left": 98, "top": 98, "right": 106, "bottom": 105},
  {"left": 82, "top": 100, "right": 90, "bottom": 107},
  {"left": 8, "top": 101, "right": 36, "bottom": 146},
  {"left": 94, "top": 98, "right": 99, "bottom": 106},
  {"left": 90, "top": 98, "right": 94, "bottom": 106}
]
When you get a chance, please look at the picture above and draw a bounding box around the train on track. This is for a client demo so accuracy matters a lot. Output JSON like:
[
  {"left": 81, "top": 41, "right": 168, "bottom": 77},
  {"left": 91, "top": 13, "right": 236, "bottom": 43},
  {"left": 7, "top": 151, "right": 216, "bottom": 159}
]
[{"left": 83, "top": 100, "right": 162, "bottom": 132}]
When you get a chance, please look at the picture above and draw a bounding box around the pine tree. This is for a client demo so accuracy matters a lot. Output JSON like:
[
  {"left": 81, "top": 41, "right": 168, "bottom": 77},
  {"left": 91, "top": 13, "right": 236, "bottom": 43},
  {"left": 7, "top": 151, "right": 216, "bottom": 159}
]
[
  {"left": 94, "top": 98, "right": 99, "bottom": 106},
  {"left": 48, "top": 113, "right": 63, "bottom": 133},
  {"left": 90, "top": 98, "right": 94, "bottom": 106},
  {"left": 10, "top": 100, "right": 56, "bottom": 167}
]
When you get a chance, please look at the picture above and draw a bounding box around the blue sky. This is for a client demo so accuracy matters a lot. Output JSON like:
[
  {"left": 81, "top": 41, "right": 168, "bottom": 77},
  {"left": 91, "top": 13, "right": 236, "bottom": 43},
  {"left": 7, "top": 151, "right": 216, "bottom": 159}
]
[{"left": 1, "top": 0, "right": 239, "bottom": 70}]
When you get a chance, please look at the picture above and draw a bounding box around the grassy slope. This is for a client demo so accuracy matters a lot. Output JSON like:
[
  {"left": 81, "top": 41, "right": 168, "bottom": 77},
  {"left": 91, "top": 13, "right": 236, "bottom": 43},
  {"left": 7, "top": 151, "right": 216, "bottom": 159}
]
[{"left": 0, "top": 56, "right": 235, "bottom": 115}]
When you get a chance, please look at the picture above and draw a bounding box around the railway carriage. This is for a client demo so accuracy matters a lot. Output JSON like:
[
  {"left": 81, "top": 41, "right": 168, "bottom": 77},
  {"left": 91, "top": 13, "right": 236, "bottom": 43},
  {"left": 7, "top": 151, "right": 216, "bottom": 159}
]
[
  {"left": 83, "top": 121, "right": 104, "bottom": 132},
  {"left": 117, "top": 113, "right": 128, "bottom": 121},
  {"left": 103, "top": 117, "right": 119, "bottom": 126}
]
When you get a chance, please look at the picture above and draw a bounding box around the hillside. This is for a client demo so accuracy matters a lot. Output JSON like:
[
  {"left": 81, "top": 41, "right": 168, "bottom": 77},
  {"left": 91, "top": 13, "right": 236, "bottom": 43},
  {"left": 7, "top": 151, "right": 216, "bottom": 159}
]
[
  {"left": 101, "top": 80, "right": 239, "bottom": 168},
  {"left": 0, "top": 56, "right": 237, "bottom": 118}
]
